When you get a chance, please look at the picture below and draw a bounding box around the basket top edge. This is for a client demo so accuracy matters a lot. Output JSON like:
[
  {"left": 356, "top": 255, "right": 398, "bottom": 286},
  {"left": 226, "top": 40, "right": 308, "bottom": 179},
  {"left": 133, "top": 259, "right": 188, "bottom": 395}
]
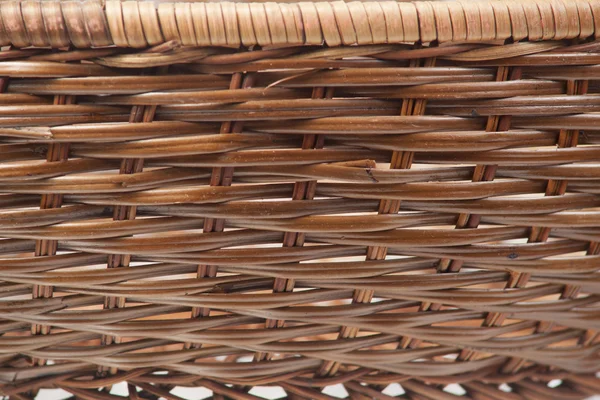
[{"left": 1, "top": 0, "right": 598, "bottom": 49}]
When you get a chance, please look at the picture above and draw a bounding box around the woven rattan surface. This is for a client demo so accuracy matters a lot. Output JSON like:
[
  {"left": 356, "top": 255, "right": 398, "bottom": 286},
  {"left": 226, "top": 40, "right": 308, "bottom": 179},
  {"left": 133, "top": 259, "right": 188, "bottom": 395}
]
[{"left": 0, "top": 0, "right": 600, "bottom": 399}]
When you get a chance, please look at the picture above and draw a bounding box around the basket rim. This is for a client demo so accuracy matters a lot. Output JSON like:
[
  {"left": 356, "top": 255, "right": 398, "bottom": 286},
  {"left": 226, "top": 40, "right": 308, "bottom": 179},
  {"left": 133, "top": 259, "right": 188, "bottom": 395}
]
[{"left": 1, "top": 0, "right": 598, "bottom": 49}]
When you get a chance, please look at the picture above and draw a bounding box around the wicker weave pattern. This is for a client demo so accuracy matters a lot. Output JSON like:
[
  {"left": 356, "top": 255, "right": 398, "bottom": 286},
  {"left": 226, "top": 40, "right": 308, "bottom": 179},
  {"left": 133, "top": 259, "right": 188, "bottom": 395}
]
[{"left": 0, "top": 0, "right": 600, "bottom": 399}]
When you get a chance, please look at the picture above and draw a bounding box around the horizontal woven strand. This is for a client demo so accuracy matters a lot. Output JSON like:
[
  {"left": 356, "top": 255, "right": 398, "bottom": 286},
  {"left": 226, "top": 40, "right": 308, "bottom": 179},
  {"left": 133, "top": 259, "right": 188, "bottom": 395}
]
[{"left": 0, "top": 0, "right": 598, "bottom": 48}]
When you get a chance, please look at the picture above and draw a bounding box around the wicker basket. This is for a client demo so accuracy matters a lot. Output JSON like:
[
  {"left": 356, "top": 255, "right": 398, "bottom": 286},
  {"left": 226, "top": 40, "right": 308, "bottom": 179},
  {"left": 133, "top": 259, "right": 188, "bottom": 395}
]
[{"left": 0, "top": 0, "right": 599, "bottom": 399}]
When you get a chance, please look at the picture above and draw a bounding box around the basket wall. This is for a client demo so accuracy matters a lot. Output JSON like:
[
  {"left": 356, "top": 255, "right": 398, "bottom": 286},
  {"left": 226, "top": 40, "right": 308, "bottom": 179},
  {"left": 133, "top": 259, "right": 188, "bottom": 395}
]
[{"left": 0, "top": 0, "right": 599, "bottom": 399}]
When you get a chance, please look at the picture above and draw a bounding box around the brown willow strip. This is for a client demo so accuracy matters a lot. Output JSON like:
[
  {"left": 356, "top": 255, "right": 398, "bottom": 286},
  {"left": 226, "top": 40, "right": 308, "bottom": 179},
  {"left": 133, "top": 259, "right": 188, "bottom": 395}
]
[
  {"left": 0, "top": 158, "right": 118, "bottom": 181},
  {"left": 231, "top": 164, "right": 474, "bottom": 184},
  {"left": 250, "top": 67, "right": 496, "bottom": 87},
  {"left": 156, "top": 99, "right": 400, "bottom": 121},
  {"left": 187, "top": 72, "right": 255, "bottom": 350},
  {"left": 0, "top": 93, "right": 47, "bottom": 105},
  {"left": 10, "top": 226, "right": 528, "bottom": 254},
  {"left": 461, "top": 53, "right": 600, "bottom": 66},
  {"left": 255, "top": 85, "right": 335, "bottom": 363},
  {"left": 428, "top": 93, "right": 600, "bottom": 109},
  {"left": 8, "top": 75, "right": 230, "bottom": 95},
  {"left": 188, "top": 59, "right": 401, "bottom": 74},
  {"left": 69, "top": 133, "right": 295, "bottom": 158},
  {"left": 6, "top": 68, "right": 496, "bottom": 94},
  {"left": 146, "top": 148, "right": 389, "bottom": 167},
  {"left": 87, "top": 87, "right": 310, "bottom": 106},
  {"left": 401, "top": 193, "right": 600, "bottom": 216},
  {"left": 247, "top": 114, "right": 484, "bottom": 134},
  {"left": 497, "top": 164, "right": 600, "bottom": 181},
  {"left": 0, "top": 61, "right": 118, "bottom": 77},
  {"left": 142, "top": 245, "right": 366, "bottom": 267},
  {"left": 47, "top": 121, "right": 221, "bottom": 142},
  {"left": 58, "top": 180, "right": 546, "bottom": 205},
  {"left": 414, "top": 146, "right": 600, "bottom": 165},
  {"left": 335, "top": 80, "right": 563, "bottom": 100},
  {"left": 525, "top": 65, "right": 600, "bottom": 80},
  {"left": 0, "top": 113, "right": 129, "bottom": 128},
  {"left": 0, "top": 105, "right": 124, "bottom": 117}
]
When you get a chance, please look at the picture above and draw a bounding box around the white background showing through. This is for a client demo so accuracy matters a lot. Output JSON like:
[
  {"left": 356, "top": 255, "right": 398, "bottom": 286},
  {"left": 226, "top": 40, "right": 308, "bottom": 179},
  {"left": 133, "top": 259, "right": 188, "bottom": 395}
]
[{"left": 34, "top": 383, "right": 600, "bottom": 399}]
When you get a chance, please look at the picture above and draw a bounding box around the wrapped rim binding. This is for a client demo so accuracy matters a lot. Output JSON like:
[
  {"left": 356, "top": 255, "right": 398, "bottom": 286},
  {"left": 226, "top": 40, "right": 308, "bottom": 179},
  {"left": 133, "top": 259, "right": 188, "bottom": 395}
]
[{"left": 0, "top": 0, "right": 597, "bottom": 48}]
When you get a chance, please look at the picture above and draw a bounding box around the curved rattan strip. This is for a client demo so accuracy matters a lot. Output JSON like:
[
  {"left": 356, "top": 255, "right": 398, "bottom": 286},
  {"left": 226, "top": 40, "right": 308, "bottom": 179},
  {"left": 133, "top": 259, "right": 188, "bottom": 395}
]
[{"left": 0, "top": 0, "right": 598, "bottom": 48}]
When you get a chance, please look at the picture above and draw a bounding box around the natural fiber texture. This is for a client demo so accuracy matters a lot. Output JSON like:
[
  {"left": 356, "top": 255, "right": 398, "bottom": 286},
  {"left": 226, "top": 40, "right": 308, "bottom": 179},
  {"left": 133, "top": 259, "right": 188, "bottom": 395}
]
[{"left": 0, "top": 0, "right": 599, "bottom": 399}]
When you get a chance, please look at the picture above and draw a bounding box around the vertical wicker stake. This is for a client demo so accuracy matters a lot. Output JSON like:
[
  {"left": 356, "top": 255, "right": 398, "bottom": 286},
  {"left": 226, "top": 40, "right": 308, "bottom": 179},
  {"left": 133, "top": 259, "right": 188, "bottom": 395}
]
[
  {"left": 431, "top": 66, "right": 522, "bottom": 366},
  {"left": 436, "top": 66, "right": 517, "bottom": 276},
  {"left": 185, "top": 71, "right": 255, "bottom": 400},
  {"left": 255, "top": 86, "right": 335, "bottom": 364},
  {"left": 501, "top": 77, "right": 589, "bottom": 375},
  {"left": 100, "top": 81, "right": 159, "bottom": 378},
  {"left": 31, "top": 93, "right": 75, "bottom": 367},
  {"left": 317, "top": 55, "right": 437, "bottom": 381},
  {"left": 188, "top": 72, "right": 255, "bottom": 350}
]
